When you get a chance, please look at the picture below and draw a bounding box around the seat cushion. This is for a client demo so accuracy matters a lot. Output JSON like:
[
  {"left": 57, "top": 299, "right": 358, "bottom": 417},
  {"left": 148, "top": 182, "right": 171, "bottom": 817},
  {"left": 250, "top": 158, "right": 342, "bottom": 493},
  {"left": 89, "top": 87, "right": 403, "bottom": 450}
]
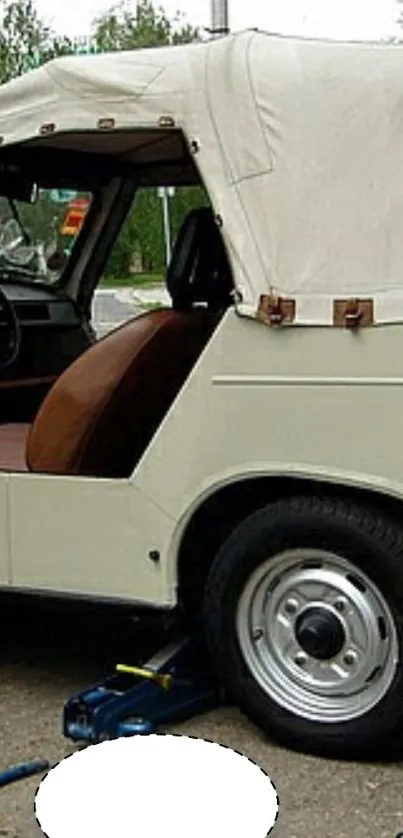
[
  {"left": 0, "top": 423, "right": 30, "bottom": 471},
  {"left": 26, "top": 308, "right": 218, "bottom": 479}
]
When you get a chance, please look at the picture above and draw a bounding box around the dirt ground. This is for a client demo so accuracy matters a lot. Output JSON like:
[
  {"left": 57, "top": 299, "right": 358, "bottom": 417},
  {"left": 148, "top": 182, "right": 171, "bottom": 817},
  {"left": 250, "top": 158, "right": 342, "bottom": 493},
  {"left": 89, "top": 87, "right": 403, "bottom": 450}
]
[{"left": 0, "top": 597, "right": 402, "bottom": 838}]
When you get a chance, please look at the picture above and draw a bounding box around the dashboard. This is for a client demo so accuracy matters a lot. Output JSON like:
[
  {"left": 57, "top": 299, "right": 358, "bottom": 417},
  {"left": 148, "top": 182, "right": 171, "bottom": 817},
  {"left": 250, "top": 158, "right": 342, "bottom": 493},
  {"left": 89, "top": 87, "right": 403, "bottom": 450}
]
[
  {"left": 0, "top": 279, "right": 93, "bottom": 420},
  {"left": 0, "top": 279, "right": 82, "bottom": 328}
]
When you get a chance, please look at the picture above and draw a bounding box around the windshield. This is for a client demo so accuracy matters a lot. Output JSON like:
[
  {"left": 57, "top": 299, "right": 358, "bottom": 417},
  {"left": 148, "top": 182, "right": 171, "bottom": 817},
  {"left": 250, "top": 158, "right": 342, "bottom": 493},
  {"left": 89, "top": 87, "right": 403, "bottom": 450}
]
[{"left": 0, "top": 189, "right": 92, "bottom": 284}]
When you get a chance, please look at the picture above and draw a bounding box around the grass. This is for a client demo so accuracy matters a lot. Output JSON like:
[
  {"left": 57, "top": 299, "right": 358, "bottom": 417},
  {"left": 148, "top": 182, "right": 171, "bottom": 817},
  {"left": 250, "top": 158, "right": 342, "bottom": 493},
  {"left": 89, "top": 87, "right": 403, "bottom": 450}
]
[
  {"left": 140, "top": 301, "right": 166, "bottom": 311},
  {"left": 101, "top": 273, "right": 164, "bottom": 288}
]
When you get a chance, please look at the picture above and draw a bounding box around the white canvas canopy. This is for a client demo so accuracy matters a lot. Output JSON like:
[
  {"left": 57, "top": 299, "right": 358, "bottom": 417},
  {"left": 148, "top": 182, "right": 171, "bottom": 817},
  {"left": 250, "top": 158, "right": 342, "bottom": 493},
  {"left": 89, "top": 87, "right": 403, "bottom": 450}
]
[{"left": 0, "top": 30, "right": 402, "bottom": 326}]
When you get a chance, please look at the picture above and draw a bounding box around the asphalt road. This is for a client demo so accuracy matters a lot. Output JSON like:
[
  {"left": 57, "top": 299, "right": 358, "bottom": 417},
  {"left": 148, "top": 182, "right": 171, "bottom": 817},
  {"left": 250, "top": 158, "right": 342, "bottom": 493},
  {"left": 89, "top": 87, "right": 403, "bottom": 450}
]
[
  {"left": 92, "top": 288, "right": 141, "bottom": 336},
  {"left": 0, "top": 598, "right": 403, "bottom": 838},
  {"left": 92, "top": 286, "right": 169, "bottom": 336},
  {"left": 2, "top": 287, "right": 403, "bottom": 838}
]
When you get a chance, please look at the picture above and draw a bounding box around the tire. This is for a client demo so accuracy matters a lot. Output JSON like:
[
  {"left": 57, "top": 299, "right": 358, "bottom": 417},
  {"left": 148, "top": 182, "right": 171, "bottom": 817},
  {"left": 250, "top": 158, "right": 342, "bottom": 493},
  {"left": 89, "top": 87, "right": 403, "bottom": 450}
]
[{"left": 203, "top": 496, "right": 403, "bottom": 760}]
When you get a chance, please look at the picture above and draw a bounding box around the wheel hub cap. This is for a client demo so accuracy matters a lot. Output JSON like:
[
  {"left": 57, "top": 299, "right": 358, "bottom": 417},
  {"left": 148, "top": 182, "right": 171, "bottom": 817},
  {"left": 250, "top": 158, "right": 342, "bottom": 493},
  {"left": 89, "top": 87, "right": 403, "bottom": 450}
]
[
  {"left": 236, "top": 549, "right": 399, "bottom": 723},
  {"left": 295, "top": 606, "right": 345, "bottom": 660}
]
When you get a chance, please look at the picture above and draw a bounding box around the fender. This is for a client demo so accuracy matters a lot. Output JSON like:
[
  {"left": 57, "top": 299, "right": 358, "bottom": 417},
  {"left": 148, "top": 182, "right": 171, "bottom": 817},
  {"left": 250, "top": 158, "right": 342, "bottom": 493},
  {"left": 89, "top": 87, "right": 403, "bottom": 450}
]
[{"left": 166, "top": 460, "right": 403, "bottom": 598}]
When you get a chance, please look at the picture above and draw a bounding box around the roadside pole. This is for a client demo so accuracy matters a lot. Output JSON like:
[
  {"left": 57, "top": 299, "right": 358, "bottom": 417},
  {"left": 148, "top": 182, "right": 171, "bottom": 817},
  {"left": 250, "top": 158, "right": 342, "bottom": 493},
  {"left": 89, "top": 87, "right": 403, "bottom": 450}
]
[
  {"left": 158, "top": 187, "right": 175, "bottom": 267},
  {"left": 210, "top": 0, "right": 229, "bottom": 37}
]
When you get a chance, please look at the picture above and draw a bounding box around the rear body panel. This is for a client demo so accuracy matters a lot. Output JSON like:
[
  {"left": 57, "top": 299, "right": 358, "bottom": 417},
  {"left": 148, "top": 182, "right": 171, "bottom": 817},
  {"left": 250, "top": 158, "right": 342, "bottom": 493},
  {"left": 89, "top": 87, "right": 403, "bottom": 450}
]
[{"left": 2, "top": 310, "right": 403, "bottom": 607}]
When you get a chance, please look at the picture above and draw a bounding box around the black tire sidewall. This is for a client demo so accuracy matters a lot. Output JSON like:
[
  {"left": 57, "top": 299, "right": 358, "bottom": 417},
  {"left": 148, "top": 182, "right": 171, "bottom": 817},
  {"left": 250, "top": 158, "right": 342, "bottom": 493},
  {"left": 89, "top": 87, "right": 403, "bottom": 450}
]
[{"left": 203, "top": 498, "right": 403, "bottom": 758}]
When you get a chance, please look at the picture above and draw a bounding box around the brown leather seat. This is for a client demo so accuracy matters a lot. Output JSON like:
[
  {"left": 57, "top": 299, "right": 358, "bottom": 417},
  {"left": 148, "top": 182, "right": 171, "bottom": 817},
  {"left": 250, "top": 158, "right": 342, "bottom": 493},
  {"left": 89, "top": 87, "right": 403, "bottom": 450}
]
[
  {"left": 0, "top": 307, "right": 218, "bottom": 478},
  {"left": 0, "top": 423, "right": 30, "bottom": 471}
]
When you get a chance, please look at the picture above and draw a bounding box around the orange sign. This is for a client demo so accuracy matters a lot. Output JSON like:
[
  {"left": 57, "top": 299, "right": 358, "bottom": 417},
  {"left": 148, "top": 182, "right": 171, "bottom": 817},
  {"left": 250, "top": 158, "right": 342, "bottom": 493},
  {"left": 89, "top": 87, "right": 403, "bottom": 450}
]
[{"left": 60, "top": 197, "right": 90, "bottom": 237}]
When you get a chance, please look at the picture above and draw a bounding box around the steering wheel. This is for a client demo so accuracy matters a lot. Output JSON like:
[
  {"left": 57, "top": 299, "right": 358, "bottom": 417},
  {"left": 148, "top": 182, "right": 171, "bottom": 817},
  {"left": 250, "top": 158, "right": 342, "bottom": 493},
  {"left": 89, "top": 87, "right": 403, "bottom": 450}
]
[{"left": 0, "top": 286, "right": 21, "bottom": 369}]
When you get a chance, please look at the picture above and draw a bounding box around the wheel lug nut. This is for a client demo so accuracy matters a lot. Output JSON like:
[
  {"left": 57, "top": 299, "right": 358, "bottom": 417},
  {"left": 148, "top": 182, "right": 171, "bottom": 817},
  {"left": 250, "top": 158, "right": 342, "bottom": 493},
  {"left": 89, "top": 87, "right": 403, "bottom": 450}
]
[
  {"left": 343, "top": 651, "right": 357, "bottom": 666},
  {"left": 285, "top": 598, "right": 299, "bottom": 615},
  {"left": 334, "top": 597, "right": 347, "bottom": 613},
  {"left": 252, "top": 628, "right": 263, "bottom": 641},
  {"left": 295, "top": 652, "right": 307, "bottom": 667}
]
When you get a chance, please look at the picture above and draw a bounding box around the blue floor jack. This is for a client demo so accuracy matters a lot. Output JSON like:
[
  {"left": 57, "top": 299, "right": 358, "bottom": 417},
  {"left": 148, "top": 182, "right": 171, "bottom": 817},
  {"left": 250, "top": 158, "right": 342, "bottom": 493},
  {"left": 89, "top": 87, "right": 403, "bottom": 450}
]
[{"left": 63, "top": 635, "right": 221, "bottom": 744}]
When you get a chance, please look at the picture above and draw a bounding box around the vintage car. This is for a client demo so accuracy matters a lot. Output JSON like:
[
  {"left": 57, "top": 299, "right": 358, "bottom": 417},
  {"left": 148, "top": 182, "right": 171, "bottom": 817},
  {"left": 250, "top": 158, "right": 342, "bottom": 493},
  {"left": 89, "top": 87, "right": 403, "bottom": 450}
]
[{"left": 0, "top": 29, "right": 402, "bottom": 760}]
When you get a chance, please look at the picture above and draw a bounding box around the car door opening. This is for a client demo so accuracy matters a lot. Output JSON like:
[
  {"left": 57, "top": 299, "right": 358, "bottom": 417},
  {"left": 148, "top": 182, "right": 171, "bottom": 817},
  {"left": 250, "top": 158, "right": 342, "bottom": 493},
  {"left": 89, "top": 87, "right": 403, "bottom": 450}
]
[{"left": 0, "top": 207, "right": 234, "bottom": 478}]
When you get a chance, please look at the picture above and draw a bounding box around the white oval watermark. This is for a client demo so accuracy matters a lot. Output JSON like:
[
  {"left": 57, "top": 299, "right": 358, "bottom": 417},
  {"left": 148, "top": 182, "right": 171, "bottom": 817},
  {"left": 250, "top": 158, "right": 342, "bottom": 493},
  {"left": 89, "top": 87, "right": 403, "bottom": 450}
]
[{"left": 34, "top": 734, "right": 279, "bottom": 838}]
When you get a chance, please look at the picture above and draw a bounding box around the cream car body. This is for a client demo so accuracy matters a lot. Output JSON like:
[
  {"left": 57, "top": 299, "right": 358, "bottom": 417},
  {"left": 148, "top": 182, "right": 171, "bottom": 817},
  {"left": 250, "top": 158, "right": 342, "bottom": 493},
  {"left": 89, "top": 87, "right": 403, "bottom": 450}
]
[{"left": 0, "top": 30, "right": 403, "bottom": 758}]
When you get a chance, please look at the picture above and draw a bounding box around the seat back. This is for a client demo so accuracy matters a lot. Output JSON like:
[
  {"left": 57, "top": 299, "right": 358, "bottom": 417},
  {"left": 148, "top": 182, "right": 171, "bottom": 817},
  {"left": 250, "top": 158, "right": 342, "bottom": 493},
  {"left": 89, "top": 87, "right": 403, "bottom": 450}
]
[
  {"left": 26, "top": 308, "right": 218, "bottom": 478},
  {"left": 26, "top": 207, "right": 231, "bottom": 478},
  {"left": 166, "top": 207, "right": 233, "bottom": 312}
]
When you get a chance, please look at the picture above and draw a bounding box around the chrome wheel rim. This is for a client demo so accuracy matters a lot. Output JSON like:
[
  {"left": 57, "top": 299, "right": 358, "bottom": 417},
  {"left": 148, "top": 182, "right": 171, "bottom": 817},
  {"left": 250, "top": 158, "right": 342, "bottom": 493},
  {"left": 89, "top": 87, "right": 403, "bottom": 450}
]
[{"left": 236, "top": 549, "right": 399, "bottom": 723}]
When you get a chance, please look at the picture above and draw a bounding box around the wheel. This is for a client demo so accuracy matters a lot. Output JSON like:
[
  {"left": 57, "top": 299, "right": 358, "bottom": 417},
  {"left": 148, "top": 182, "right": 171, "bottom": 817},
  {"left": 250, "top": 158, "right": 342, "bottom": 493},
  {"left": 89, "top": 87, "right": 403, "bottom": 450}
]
[{"left": 203, "top": 496, "right": 403, "bottom": 759}]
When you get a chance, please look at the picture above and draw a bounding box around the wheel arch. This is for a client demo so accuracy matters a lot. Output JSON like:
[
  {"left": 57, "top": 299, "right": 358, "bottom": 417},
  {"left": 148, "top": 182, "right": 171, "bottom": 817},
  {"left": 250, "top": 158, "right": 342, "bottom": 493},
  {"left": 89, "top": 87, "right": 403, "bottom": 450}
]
[{"left": 177, "top": 470, "right": 403, "bottom": 610}]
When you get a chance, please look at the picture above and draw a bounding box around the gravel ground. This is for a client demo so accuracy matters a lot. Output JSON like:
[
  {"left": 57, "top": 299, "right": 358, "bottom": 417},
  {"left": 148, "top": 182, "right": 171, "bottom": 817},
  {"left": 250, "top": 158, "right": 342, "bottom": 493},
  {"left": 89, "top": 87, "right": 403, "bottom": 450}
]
[{"left": 1, "top": 598, "right": 403, "bottom": 838}]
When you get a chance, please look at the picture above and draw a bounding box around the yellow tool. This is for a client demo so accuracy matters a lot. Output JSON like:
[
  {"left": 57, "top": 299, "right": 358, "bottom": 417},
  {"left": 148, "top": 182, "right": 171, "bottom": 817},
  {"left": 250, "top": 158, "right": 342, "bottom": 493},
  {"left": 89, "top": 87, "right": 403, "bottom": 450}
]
[{"left": 116, "top": 664, "right": 173, "bottom": 691}]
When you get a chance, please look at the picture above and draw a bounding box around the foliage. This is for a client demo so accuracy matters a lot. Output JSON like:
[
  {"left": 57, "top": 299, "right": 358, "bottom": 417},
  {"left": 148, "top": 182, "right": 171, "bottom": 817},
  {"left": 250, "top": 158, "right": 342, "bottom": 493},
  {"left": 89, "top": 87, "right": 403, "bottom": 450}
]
[
  {"left": 0, "top": 0, "right": 72, "bottom": 82},
  {"left": 92, "top": 0, "right": 199, "bottom": 52},
  {"left": 0, "top": 193, "right": 63, "bottom": 245},
  {"left": 105, "top": 186, "right": 209, "bottom": 278}
]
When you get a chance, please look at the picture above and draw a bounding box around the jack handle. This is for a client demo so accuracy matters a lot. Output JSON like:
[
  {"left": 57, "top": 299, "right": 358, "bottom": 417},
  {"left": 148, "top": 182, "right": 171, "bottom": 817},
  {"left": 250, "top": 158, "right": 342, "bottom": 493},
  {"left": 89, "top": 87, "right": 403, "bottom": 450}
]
[{"left": 116, "top": 664, "right": 173, "bottom": 691}]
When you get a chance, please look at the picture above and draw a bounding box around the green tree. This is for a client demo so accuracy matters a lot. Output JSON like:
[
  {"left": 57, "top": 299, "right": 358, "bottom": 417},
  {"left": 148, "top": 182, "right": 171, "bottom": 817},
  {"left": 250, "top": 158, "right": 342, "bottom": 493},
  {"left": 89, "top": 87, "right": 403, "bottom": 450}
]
[
  {"left": 104, "top": 184, "right": 211, "bottom": 279},
  {"left": 0, "top": 0, "right": 72, "bottom": 83},
  {"left": 93, "top": 0, "right": 199, "bottom": 53}
]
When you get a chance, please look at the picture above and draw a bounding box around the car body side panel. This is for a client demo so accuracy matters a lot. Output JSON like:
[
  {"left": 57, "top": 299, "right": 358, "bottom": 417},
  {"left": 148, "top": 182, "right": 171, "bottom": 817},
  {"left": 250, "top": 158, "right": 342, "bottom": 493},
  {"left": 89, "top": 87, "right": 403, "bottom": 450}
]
[
  {"left": 0, "top": 475, "right": 10, "bottom": 584},
  {"left": 8, "top": 474, "right": 175, "bottom": 606},
  {"left": 131, "top": 310, "right": 403, "bottom": 599},
  {"left": 6, "top": 310, "right": 403, "bottom": 609}
]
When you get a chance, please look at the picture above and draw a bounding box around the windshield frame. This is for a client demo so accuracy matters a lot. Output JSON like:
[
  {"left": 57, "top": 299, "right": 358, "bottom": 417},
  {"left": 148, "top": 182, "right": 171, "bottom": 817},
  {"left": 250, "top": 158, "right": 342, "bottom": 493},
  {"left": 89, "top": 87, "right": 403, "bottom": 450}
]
[{"left": 51, "top": 189, "right": 101, "bottom": 293}]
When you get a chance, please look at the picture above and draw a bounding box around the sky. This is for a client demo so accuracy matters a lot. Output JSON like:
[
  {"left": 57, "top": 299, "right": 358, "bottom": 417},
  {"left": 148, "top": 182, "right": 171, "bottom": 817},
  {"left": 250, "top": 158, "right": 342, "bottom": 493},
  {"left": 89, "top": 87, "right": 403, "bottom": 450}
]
[{"left": 34, "top": 0, "right": 403, "bottom": 41}]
